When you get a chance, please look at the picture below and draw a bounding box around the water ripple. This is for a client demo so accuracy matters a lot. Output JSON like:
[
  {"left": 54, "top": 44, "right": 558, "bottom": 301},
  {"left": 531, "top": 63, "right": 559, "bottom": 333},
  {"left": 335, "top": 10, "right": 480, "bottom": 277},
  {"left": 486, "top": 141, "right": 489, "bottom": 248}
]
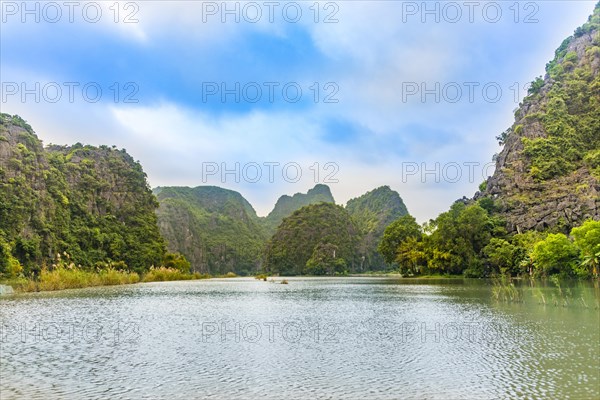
[{"left": 1, "top": 278, "right": 598, "bottom": 399}]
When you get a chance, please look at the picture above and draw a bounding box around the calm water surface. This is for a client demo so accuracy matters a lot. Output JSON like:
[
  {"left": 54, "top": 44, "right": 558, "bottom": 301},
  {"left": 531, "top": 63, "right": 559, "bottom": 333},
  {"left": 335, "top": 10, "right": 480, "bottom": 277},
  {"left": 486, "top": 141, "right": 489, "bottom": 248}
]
[{"left": 1, "top": 277, "right": 599, "bottom": 399}]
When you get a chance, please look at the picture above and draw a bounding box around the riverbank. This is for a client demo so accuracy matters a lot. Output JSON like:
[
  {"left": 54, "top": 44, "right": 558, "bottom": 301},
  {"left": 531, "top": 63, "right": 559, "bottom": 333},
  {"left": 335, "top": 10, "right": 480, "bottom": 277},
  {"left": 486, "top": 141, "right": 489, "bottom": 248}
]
[
  {"left": 349, "top": 272, "right": 465, "bottom": 279},
  {"left": 0, "top": 268, "right": 237, "bottom": 294}
]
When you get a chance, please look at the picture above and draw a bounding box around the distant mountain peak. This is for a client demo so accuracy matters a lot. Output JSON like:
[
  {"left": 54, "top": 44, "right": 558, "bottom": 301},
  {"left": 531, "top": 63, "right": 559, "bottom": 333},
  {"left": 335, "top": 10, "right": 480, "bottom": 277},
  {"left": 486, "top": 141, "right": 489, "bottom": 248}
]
[
  {"left": 263, "top": 184, "right": 335, "bottom": 234},
  {"left": 307, "top": 183, "right": 333, "bottom": 196},
  {"left": 345, "top": 186, "right": 409, "bottom": 270}
]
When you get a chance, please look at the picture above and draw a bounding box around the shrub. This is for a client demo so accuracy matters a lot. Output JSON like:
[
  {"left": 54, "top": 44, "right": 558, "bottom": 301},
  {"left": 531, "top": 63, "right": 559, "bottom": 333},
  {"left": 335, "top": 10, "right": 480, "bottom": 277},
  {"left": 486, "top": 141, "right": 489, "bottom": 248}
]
[
  {"left": 142, "top": 267, "right": 208, "bottom": 282},
  {"left": 531, "top": 233, "right": 579, "bottom": 276},
  {"left": 162, "top": 252, "right": 191, "bottom": 273}
]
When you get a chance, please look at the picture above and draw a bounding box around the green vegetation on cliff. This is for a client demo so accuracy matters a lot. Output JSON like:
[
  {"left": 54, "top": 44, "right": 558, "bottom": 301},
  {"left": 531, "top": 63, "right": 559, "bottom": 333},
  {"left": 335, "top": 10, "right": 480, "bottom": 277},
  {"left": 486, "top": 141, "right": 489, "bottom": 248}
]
[
  {"left": 0, "top": 114, "right": 166, "bottom": 277},
  {"left": 264, "top": 203, "right": 359, "bottom": 275},
  {"left": 379, "top": 5, "right": 600, "bottom": 278},
  {"left": 346, "top": 186, "right": 408, "bottom": 271},
  {"left": 262, "top": 184, "right": 335, "bottom": 235},
  {"left": 485, "top": 2, "right": 599, "bottom": 232},
  {"left": 154, "top": 186, "right": 267, "bottom": 275}
]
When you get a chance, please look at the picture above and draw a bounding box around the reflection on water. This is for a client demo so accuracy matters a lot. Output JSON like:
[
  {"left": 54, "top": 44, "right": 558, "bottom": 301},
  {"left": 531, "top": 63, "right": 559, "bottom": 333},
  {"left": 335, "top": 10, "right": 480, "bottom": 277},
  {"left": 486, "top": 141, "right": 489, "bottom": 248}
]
[{"left": 1, "top": 277, "right": 599, "bottom": 399}]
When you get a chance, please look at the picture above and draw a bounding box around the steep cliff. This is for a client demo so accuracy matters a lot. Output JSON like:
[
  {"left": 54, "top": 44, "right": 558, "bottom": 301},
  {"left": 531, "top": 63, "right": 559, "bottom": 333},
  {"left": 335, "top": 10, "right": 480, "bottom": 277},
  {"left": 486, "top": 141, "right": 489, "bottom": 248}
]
[
  {"left": 264, "top": 203, "right": 359, "bottom": 275},
  {"left": 480, "top": 4, "right": 600, "bottom": 233},
  {"left": 262, "top": 184, "right": 335, "bottom": 234},
  {"left": 345, "top": 186, "right": 409, "bottom": 270},
  {"left": 154, "top": 186, "right": 267, "bottom": 275},
  {"left": 0, "top": 114, "right": 165, "bottom": 274}
]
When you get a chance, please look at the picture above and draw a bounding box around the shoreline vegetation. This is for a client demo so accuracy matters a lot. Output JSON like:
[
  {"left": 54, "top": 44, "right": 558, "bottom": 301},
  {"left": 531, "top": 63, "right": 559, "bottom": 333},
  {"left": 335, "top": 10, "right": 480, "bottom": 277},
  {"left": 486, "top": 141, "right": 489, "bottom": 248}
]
[
  {"left": 0, "top": 266, "right": 238, "bottom": 294},
  {"left": 2, "top": 269, "right": 598, "bottom": 295}
]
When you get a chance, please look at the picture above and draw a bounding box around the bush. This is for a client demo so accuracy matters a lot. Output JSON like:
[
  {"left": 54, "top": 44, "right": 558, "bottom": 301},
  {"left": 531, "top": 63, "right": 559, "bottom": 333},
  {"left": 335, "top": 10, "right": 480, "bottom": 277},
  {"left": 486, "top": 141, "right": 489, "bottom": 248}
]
[
  {"left": 531, "top": 233, "right": 580, "bottom": 276},
  {"left": 162, "top": 252, "right": 191, "bottom": 273},
  {"left": 571, "top": 220, "right": 600, "bottom": 277}
]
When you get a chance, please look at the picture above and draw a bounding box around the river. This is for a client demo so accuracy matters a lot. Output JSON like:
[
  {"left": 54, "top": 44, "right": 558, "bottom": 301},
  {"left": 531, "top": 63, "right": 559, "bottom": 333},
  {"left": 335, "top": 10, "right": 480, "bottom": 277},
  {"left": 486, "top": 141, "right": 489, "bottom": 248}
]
[{"left": 1, "top": 277, "right": 599, "bottom": 399}]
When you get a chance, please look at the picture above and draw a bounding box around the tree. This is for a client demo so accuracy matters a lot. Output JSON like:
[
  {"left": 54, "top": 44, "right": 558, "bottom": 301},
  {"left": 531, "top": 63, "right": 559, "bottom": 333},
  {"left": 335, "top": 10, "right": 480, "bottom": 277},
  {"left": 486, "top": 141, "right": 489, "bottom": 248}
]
[
  {"left": 570, "top": 220, "right": 600, "bottom": 277},
  {"left": 531, "top": 233, "right": 579, "bottom": 276},
  {"left": 378, "top": 215, "right": 421, "bottom": 265},
  {"left": 0, "top": 235, "right": 22, "bottom": 277},
  {"left": 162, "top": 252, "right": 191, "bottom": 274},
  {"left": 427, "top": 202, "right": 494, "bottom": 275},
  {"left": 305, "top": 243, "right": 346, "bottom": 275},
  {"left": 483, "top": 238, "right": 518, "bottom": 275},
  {"left": 395, "top": 236, "right": 426, "bottom": 275}
]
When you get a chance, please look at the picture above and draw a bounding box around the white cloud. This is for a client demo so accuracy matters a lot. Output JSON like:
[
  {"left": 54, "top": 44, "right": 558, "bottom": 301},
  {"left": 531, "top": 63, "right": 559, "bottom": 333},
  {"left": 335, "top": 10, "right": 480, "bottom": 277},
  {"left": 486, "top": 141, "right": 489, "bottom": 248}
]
[{"left": 3, "top": 0, "right": 597, "bottom": 222}]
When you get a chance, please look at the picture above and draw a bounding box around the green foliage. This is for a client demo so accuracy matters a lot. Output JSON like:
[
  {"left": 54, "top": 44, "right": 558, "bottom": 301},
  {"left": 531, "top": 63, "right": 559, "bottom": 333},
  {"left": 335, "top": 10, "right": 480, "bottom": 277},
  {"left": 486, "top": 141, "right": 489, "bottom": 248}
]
[
  {"left": 264, "top": 203, "right": 359, "bottom": 275},
  {"left": 141, "top": 267, "right": 207, "bottom": 282},
  {"left": 155, "top": 186, "right": 267, "bottom": 275},
  {"left": 305, "top": 243, "right": 347, "bottom": 275},
  {"left": 531, "top": 233, "right": 580, "bottom": 276},
  {"left": 378, "top": 215, "right": 421, "bottom": 265},
  {"left": 483, "top": 238, "right": 519, "bottom": 275},
  {"left": 528, "top": 76, "right": 544, "bottom": 95},
  {"left": 346, "top": 186, "right": 409, "bottom": 271},
  {"left": 510, "top": 230, "right": 548, "bottom": 274},
  {"left": 496, "top": 128, "right": 511, "bottom": 145},
  {"left": 37, "top": 267, "right": 140, "bottom": 291},
  {"left": 520, "top": 12, "right": 600, "bottom": 182},
  {"left": 162, "top": 252, "right": 191, "bottom": 274},
  {"left": 0, "top": 235, "right": 23, "bottom": 278},
  {"left": 262, "top": 184, "right": 335, "bottom": 235},
  {"left": 377, "top": 200, "right": 517, "bottom": 278},
  {"left": 522, "top": 137, "right": 575, "bottom": 180},
  {"left": 0, "top": 113, "right": 34, "bottom": 134},
  {"left": 584, "top": 149, "right": 600, "bottom": 178},
  {"left": 427, "top": 202, "right": 496, "bottom": 275},
  {"left": 395, "top": 236, "right": 426, "bottom": 276},
  {"left": 571, "top": 219, "right": 600, "bottom": 277},
  {"left": 574, "top": 2, "right": 600, "bottom": 38},
  {"left": 0, "top": 115, "right": 166, "bottom": 276}
]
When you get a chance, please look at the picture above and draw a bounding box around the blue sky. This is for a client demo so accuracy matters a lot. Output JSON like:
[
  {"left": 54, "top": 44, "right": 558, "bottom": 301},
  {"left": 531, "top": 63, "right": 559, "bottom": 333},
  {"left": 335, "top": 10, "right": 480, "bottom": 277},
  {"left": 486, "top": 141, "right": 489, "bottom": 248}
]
[{"left": 1, "top": 0, "right": 597, "bottom": 221}]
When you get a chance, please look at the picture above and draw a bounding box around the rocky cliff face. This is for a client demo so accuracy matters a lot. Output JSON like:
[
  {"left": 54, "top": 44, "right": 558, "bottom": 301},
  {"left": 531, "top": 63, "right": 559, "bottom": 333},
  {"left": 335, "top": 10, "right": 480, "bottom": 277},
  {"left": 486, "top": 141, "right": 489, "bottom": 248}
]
[
  {"left": 262, "top": 184, "right": 335, "bottom": 234},
  {"left": 0, "top": 114, "right": 165, "bottom": 274},
  {"left": 480, "top": 5, "right": 600, "bottom": 233},
  {"left": 264, "top": 202, "right": 360, "bottom": 275},
  {"left": 154, "top": 186, "right": 267, "bottom": 275},
  {"left": 345, "top": 186, "right": 409, "bottom": 270}
]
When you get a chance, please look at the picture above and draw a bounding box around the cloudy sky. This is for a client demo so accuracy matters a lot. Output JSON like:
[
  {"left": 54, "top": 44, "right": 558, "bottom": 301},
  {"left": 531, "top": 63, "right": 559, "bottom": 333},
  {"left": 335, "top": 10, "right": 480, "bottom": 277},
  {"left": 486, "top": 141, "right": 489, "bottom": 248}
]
[{"left": 1, "top": 0, "right": 596, "bottom": 222}]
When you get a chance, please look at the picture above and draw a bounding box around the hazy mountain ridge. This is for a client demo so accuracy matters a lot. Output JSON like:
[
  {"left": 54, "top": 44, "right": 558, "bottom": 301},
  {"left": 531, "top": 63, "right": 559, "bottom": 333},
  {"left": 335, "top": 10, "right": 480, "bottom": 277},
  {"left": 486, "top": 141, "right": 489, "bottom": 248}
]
[
  {"left": 154, "top": 184, "right": 410, "bottom": 274},
  {"left": 154, "top": 186, "right": 267, "bottom": 275},
  {"left": 262, "top": 183, "right": 335, "bottom": 235}
]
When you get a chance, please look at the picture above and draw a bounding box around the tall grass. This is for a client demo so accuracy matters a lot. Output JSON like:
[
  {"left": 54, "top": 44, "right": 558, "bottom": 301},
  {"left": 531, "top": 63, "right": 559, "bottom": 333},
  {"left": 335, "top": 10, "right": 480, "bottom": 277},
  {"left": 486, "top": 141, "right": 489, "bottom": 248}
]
[
  {"left": 2, "top": 266, "right": 211, "bottom": 292},
  {"left": 1, "top": 266, "right": 263, "bottom": 294},
  {"left": 37, "top": 267, "right": 140, "bottom": 291},
  {"left": 491, "top": 274, "right": 523, "bottom": 303},
  {"left": 142, "top": 267, "right": 210, "bottom": 282},
  {"left": 216, "top": 272, "right": 238, "bottom": 278}
]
